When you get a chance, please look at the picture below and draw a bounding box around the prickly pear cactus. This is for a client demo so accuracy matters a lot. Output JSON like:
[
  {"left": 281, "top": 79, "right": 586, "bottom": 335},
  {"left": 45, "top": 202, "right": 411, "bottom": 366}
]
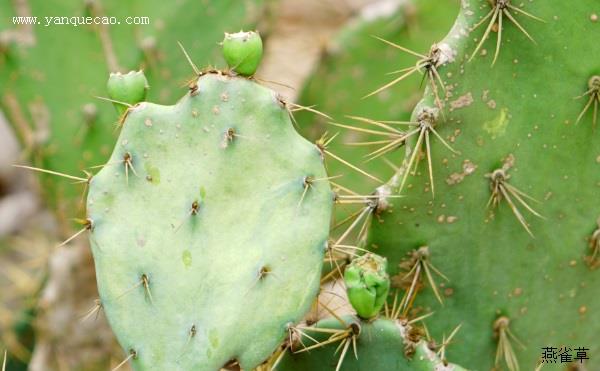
[
  {"left": 278, "top": 315, "right": 466, "bottom": 371},
  {"left": 86, "top": 66, "right": 333, "bottom": 369},
  {"left": 362, "top": 0, "right": 600, "bottom": 369}
]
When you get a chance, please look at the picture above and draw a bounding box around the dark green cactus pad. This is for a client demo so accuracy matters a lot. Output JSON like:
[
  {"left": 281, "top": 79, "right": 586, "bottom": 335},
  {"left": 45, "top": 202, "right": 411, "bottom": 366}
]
[
  {"left": 366, "top": 0, "right": 600, "bottom": 369},
  {"left": 86, "top": 73, "right": 333, "bottom": 370},
  {"left": 278, "top": 316, "right": 466, "bottom": 371}
]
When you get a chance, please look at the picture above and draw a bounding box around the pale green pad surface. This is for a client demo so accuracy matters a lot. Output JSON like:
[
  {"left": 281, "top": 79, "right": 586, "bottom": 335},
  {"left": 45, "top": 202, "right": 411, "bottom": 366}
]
[{"left": 87, "top": 73, "right": 332, "bottom": 370}]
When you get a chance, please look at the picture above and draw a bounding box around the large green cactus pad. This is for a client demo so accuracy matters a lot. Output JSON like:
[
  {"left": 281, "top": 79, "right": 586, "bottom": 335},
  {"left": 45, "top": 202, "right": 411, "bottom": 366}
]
[
  {"left": 367, "top": 0, "right": 600, "bottom": 369},
  {"left": 86, "top": 73, "right": 332, "bottom": 370}
]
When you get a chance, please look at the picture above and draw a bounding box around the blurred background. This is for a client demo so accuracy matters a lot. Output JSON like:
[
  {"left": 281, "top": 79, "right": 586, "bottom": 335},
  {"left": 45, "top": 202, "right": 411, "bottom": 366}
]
[{"left": 0, "top": 0, "right": 458, "bottom": 369}]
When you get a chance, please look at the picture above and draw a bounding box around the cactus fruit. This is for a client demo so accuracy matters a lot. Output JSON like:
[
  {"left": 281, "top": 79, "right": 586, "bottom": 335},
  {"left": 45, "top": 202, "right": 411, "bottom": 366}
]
[
  {"left": 222, "top": 30, "right": 263, "bottom": 76},
  {"left": 344, "top": 253, "right": 390, "bottom": 319},
  {"left": 277, "top": 315, "right": 466, "bottom": 371},
  {"left": 86, "top": 33, "right": 333, "bottom": 368},
  {"left": 357, "top": 0, "right": 600, "bottom": 369},
  {"left": 106, "top": 71, "right": 149, "bottom": 116}
]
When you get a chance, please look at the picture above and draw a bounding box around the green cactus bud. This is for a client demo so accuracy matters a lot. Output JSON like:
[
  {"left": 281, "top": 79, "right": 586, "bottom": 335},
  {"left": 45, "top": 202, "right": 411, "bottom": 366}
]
[
  {"left": 344, "top": 253, "right": 390, "bottom": 319},
  {"left": 106, "top": 70, "right": 149, "bottom": 115},
  {"left": 222, "top": 30, "right": 263, "bottom": 76}
]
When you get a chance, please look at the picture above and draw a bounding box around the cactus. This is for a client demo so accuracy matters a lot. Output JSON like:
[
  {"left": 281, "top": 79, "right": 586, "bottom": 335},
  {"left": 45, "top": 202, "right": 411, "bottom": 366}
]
[
  {"left": 277, "top": 315, "right": 466, "bottom": 371},
  {"left": 2, "top": 0, "right": 599, "bottom": 369},
  {"left": 352, "top": 0, "right": 600, "bottom": 369},
  {"left": 85, "top": 34, "right": 334, "bottom": 367}
]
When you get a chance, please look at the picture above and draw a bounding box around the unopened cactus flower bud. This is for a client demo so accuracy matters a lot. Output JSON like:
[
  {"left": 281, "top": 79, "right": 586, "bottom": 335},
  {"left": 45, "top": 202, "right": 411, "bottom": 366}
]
[
  {"left": 222, "top": 30, "right": 263, "bottom": 76},
  {"left": 107, "top": 70, "right": 149, "bottom": 115},
  {"left": 344, "top": 253, "right": 390, "bottom": 319}
]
